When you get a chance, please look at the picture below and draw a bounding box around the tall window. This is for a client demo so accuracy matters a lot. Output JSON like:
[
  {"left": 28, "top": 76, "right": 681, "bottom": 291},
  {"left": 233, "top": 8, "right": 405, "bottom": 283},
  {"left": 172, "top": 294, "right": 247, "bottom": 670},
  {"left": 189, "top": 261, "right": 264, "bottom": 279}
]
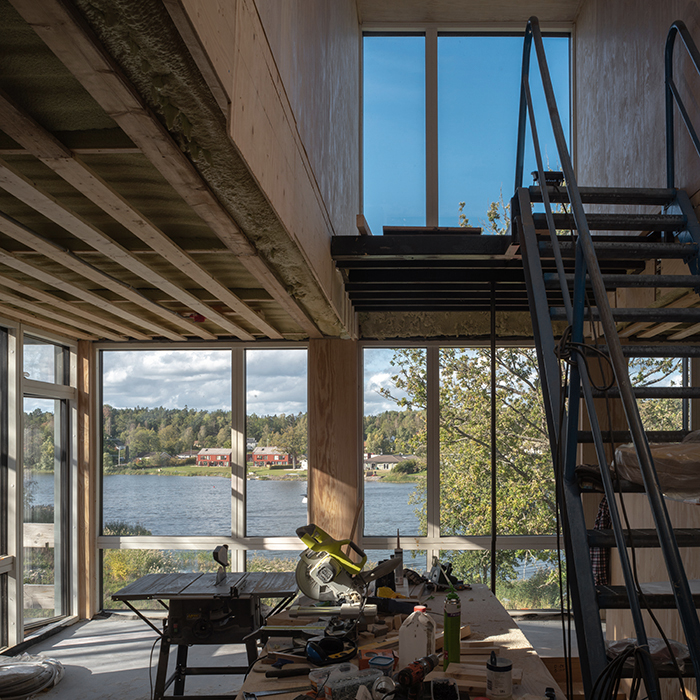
[
  {"left": 22, "top": 336, "right": 72, "bottom": 629},
  {"left": 0, "top": 328, "right": 8, "bottom": 648},
  {"left": 363, "top": 33, "right": 570, "bottom": 236},
  {"left": 99, "top": 346, "right": 308, "bottom": 607},
  {"left": 362, "top": 344, "right": 560, "bottom": 610}
]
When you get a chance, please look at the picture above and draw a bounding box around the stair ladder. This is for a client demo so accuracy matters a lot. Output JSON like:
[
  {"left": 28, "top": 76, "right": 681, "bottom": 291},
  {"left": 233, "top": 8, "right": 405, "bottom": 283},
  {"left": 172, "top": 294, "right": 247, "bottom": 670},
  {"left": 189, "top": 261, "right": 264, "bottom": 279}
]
[{"left": 513, "top": 17, "right": 700, "bottom": 698}]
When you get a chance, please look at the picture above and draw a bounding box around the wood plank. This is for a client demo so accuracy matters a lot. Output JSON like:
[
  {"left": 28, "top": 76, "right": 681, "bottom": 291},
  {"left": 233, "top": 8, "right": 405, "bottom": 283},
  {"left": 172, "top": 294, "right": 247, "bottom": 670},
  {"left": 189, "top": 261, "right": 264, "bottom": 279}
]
[
  {"left": 0, "top": 213, "right": 195, "bottom": 340},
  {"left": 0, "top": 160, "right": 237, "bottom": 340},
  {"left": 0, "top": 90, "right": 282, "bottom": 339},
  {"left": 0, "top": 288, "right": 125, "bottom": 341},
  {"left": 0, "top": 271, "right": 150, "bottom": 340},
  {"left": 9, "top": 0, "right": 322, "bottom": 338},
  {"left": 77, "top": 339, "right": 97, "bottom": 620},
  {"left": 0, "top": 301, "right": 96, "bottom": 340},
  {"left": 0, "top": 247, "right": 170, "bottom": 339}
]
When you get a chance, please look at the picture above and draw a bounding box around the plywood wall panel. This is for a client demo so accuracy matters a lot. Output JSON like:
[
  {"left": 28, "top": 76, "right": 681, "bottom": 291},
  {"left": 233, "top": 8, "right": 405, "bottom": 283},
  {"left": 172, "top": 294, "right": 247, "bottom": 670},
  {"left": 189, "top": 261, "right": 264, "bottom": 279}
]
[
  {"left": 308, "top": 339, "right": 361, "bottom": 542},
  {"left": 576, "top": 0, "right": 700, "bottom": 196},
  {"left": 177, "top": 0, "right": 358, "bottom": 334}
]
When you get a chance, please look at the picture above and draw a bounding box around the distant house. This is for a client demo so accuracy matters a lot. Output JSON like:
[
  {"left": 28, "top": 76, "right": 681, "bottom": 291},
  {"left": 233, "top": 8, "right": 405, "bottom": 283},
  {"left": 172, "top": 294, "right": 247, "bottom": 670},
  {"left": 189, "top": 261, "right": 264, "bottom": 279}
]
[
  {"left": 252, "top": 446, "right": 291, "bottom": 467},
  {"left": 196, "top": 448, "right": 233, "bottom": 467},
  {"left": 363, "top": 454, "right": 417, "bottom": 471},
  {"left": 176, "top": 449, "right": 199, "bottom": 460}
]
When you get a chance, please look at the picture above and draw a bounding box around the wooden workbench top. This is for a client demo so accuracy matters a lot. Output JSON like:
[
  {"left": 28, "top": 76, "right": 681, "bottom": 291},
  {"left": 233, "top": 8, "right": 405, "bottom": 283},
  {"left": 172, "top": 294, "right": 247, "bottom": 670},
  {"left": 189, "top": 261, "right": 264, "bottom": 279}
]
[{"left": 238, "top": 584, "right": 565, "bottom": 700}]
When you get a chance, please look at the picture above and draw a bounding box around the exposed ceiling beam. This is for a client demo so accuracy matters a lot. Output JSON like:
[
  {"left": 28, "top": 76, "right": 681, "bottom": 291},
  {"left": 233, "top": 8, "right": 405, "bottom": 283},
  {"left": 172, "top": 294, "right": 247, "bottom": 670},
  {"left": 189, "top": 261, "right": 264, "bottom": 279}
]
[
  {"left": 0, "top": 287, "right": 125, "bottom": 341},
  {"left": 9, "top": 0, "right": 322, "bottom": 338},
  {"left": 0, "top": 160, "right": 242, "bottom": 340},
  {"left": 0, "top": 301, "right": 96, "bottom": 340},
  {"left": 0, "top": 270, "right": 149, "bottom": 340},
  {"left": 0, "top": 89, "right": 282, "bottom": 340},
  {"left": 0, "top": 221, "right": 188, "bottom": 341}
]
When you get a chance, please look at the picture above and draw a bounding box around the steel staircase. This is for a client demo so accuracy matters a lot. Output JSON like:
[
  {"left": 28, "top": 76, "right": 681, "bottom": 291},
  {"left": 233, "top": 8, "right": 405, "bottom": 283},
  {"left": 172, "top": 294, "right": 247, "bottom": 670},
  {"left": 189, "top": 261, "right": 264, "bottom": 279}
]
[{"left": 513, "top": 17, "right": 700, "bottom": 699}]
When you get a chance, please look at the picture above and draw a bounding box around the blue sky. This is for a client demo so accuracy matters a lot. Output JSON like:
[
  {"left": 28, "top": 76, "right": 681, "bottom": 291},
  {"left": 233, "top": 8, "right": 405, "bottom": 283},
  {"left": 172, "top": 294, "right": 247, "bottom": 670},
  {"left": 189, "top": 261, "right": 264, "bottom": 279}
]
[{"left": 363, "top": 34, "right": 570, "bottom": 235}]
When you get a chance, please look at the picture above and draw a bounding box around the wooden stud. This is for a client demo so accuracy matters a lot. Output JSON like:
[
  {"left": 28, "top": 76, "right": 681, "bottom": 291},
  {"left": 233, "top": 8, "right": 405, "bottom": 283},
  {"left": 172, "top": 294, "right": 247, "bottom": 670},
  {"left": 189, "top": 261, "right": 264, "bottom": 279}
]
[
  {"left": 0, "top": 302, "right": 96, "bottom": 340},
  {"left": 0, "top": 288, "right": 125, "bottom": 341}
]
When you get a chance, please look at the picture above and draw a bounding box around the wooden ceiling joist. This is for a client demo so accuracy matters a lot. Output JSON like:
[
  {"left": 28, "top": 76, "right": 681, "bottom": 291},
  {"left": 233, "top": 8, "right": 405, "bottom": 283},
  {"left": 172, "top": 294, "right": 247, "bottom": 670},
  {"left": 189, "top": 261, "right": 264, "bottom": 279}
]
[
  {"left": 0, "top": 160, "right": 244, "bottom": 340},
  {"left": 0, "top": 247, "right": 168, "bottom": 339},
  {"left": 0, "top": 270, "right": 149, "bottom": 340},
  {"left": 0, "top": 89, "right": 282, "bottom": 340},
  {"left": 0, "top": 287, "right": 125, "bottom": 341},
  {"left": 8, "top": 0, "right": 322, "bottom": 339},
  {"left": 0, "top": 225, "right": 186, "bottom": 341},
  {"left": 0, "top": 300, "right": 96, "bottom": 340}
]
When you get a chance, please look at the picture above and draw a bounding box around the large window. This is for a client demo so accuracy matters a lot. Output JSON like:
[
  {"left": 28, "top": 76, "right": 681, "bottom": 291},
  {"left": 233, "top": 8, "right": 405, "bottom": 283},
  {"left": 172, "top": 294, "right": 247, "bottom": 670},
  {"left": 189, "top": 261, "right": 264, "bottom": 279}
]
[
  {"left": 99, "top": 346, "right": 308, "bottom": 607},
  {"left": 363, "top": 33, "right": 570, "bottom": 235},
  {"left": 0, "top": 328, "right": 8, "bottom": 648},
  {"left": 362, "top": 344, "right": 561, "bottom": 610}
]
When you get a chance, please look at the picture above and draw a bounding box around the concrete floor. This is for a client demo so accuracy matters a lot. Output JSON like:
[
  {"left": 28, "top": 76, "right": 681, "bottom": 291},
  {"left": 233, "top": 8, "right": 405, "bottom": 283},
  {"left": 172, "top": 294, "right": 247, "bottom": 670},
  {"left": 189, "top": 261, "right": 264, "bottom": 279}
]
[
  {"left": 15, "top": 613, "right": 579, "bottom": 700},
  {"left": 24, "top": 615, "right": 248, "bottom": 699}
]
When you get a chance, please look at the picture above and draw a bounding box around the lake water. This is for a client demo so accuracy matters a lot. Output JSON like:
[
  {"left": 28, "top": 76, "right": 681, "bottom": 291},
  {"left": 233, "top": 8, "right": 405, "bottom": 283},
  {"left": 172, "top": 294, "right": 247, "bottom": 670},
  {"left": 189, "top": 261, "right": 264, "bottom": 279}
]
[{"left": 28, "top": 473, "right": 421, "bottom": 540}]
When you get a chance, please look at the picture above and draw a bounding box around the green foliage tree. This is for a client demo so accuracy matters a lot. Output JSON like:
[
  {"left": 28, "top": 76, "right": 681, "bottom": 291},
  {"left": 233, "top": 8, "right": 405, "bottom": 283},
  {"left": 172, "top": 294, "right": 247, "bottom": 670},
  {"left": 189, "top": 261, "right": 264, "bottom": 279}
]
[
  {"left": 392, "top": 459, "right": 422, "bottom": 474},
  {"left": 272, "top": 415, "right": 308, "bottom": 468},
  {"left": 382, "top": 347, "right": 557, "bottom": 587}
]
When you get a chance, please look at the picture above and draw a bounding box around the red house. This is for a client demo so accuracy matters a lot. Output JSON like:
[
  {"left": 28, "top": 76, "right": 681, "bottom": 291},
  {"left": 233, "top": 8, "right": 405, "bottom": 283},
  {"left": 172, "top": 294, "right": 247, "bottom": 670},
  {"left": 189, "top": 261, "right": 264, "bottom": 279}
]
[
  {"left": 196, "top": 448, "right": 233, "bottom": 467},
  {"left": 251, "top": 446, "right": 291, "bottom": 467}
]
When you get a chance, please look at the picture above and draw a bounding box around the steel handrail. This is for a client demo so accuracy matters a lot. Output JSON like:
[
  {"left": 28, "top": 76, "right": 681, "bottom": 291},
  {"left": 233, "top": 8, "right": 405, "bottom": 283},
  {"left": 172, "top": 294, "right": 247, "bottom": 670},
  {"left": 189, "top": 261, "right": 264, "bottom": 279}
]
[
  {"left": 515, "top": 15, "right": 700, "bottom": 688},
  {"left": 666, "top": 20, "right": 700, "bottom": 188}
]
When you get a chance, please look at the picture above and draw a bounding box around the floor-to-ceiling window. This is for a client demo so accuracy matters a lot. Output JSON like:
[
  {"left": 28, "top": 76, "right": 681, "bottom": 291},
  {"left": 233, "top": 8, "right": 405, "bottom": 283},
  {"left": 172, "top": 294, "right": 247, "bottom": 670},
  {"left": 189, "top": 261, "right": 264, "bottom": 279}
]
[
  {"left": 99, "top": 344, "right": 308, "bottom": 608},
  {"left": 0, "top": 327, "right": 9, "bottom": 648},
  {"left": 362, "top": 343, "right": 561, "bottom": 610}
]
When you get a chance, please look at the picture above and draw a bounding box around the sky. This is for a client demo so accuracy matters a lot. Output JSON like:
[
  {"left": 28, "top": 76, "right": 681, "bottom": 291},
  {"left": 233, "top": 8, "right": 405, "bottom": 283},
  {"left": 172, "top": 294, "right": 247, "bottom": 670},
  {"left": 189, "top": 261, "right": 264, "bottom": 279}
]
[
  {"left": 363, "top": 34, "right": 570, "bottom": 236},
  {"left": 100, "top": 348, "right": 407, "bottom": 417}
]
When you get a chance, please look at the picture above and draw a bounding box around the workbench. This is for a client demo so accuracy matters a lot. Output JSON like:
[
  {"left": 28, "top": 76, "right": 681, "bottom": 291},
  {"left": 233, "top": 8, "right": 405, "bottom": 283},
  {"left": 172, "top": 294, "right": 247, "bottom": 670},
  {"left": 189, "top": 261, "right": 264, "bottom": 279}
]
[
  {"left": 112, "top": 571, "right": 298, "bottom": 700},
  {"left": 236, "top": 584, "right": 566, "bottom": 700}
]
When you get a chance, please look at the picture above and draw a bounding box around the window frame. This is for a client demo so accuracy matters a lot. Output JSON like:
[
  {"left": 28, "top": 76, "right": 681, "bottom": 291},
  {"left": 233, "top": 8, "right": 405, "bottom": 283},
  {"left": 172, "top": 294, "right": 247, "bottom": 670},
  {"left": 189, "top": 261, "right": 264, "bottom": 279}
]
[
  {"left": 96, "top": 341, "right": 309, "bottom": 603},
  {"left": 360, "top": 24, "right": 575, "bottom": 232},
  {"left": 359, "top": 339, "right": 560, "bottom": 584}
]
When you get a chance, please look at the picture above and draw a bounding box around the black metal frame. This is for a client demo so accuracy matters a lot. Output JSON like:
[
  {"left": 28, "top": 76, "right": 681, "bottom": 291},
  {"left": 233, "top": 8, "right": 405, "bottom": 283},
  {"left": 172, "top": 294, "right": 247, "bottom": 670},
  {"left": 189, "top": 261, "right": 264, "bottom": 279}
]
[
  {"left": 515, "top": 15, "right": 700, "bottom": 696},
  {"left": 665, "top": 21, "right": 700, "bottom": 188}
]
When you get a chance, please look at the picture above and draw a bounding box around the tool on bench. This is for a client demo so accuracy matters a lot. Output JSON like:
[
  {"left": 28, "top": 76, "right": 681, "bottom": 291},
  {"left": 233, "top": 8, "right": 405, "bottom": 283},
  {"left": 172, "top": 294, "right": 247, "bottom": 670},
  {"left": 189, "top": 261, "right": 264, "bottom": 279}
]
[{"left": 293, "top": 524, "right": 399, "bottom": 615}]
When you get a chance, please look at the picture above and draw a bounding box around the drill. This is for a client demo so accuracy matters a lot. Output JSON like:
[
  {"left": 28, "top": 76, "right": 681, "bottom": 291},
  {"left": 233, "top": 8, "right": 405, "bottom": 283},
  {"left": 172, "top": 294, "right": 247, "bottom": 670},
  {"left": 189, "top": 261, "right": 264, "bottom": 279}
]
[{"left": 395, "top": 653, "right": 440, "bottom": 700}]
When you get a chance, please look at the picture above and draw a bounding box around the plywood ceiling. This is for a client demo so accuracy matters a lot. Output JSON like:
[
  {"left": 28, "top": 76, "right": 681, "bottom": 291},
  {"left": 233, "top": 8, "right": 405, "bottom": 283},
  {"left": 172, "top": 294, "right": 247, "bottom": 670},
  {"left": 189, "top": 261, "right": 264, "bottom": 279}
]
[{"left": 357, "top": 0, "right": 583, "bottom": 25}]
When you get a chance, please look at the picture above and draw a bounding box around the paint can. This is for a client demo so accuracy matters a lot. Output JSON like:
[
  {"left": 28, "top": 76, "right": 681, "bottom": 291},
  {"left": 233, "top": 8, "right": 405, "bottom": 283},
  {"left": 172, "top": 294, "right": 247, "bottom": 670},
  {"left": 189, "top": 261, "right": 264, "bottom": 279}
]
[{"left": 486, "top": 651, "right": 512, "bottom": 698}]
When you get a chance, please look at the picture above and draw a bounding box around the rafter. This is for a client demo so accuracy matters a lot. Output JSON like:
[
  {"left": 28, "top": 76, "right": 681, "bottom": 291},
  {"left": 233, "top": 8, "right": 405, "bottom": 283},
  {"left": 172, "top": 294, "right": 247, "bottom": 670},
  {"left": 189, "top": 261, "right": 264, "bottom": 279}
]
[
  {"left": 0, "top": 271, "right": 149, "bottom": 340},
  {"left": 0, "top": 159, "right": 259, "bottom": 340},
  {"left": 0, "top": 89, "right": 282, "bottom": 340},
  {"left": 9, "top": 0, "right": 322, "bottom": 338},
  {"left": 0, "top": 243, "right": 183, "bottom": 341}
]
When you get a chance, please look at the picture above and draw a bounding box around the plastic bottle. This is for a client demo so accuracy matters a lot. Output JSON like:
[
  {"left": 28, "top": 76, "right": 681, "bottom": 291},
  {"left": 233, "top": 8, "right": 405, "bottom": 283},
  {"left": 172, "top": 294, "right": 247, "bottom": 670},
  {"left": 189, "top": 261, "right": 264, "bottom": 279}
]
[{"left": 398, "top": 605, "right": 436, "bottom": 669}]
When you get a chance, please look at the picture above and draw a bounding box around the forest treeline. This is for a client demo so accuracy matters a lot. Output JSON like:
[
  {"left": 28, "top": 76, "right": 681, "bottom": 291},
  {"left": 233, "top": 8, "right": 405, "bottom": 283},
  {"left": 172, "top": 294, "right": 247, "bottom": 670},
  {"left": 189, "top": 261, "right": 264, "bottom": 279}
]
[{"left": 24, "top": 404, "right": 426, "bottom": 472}]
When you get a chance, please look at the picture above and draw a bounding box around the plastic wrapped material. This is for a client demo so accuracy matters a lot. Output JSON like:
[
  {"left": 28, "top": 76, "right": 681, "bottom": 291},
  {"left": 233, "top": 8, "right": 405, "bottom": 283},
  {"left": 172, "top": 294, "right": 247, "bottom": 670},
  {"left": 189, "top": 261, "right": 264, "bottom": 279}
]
[
  {"left": 0, "top": 653, "right": 64, "bottom": 699},
  {"left": 614, "top": 442, "right": 700, "bottom": 503},
  {"left": 606, "top": 638, "right": 690, "bottom": 670}
]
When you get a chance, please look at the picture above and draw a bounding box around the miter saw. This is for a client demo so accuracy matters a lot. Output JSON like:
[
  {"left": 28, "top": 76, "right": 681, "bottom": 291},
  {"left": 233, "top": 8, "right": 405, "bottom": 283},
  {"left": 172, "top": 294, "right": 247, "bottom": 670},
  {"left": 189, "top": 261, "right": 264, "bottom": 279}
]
[{"left": 292, "top": 524, "right": 399, "bottom": 618}]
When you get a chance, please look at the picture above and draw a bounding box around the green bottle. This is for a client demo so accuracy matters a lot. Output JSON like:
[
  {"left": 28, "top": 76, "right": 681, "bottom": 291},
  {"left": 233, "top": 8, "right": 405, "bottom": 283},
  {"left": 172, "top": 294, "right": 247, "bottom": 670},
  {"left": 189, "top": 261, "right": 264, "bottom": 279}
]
[{"left": 443, "top": 588, "right": 461, "bottom": 670}]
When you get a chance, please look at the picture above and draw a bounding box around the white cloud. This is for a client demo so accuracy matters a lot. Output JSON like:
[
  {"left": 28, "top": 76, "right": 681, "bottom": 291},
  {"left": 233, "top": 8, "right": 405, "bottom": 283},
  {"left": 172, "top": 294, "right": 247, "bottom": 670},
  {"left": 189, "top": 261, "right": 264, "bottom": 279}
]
[{"left": 102, "top": 348, "right": 308, "bottom": 416}]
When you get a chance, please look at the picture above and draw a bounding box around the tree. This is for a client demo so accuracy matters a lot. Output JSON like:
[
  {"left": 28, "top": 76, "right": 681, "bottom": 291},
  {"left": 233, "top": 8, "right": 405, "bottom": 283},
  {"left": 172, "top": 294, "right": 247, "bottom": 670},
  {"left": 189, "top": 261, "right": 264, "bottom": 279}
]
[
  {"left": 273, "top": 416, "right": 308, "bottom": 468},
  {"left": 383, "top": 347, "right": 557, "bottom": 585}
]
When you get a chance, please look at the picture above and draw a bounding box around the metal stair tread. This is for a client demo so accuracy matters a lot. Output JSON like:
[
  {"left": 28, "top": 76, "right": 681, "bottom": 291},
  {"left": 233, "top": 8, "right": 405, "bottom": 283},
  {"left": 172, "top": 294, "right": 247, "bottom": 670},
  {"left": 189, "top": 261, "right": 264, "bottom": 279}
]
[
  {"left": 544, "top": 273, "right": 700, "bottom": 288},
  {"left": 590, "top": 386, "right": 700, "bottom": 399},
  {"left": 528, "top": 186, "right": 677, "bottom": 205},
  {"left": 533, "top": 212, "right": 686, "bottom": 231},
  {"left": 538, "top": 240, "right": 697, "bottom": 259},
  {"left": 596, "top": 581, "right": 700, "bottom": 609},
  {"left": 588, "top": 528, "right": 700, "bottom": 547}
]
